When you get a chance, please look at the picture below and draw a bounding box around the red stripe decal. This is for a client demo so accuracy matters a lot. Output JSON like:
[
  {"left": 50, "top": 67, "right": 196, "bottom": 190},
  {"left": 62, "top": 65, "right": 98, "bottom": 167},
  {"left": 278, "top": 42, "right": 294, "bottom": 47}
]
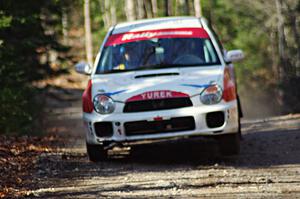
[
  {"left": 126, "top": 90, "right": 189, "bottom": 102},
  {"left": 105, "top": 28, "right": 209, "bottom": 46}
]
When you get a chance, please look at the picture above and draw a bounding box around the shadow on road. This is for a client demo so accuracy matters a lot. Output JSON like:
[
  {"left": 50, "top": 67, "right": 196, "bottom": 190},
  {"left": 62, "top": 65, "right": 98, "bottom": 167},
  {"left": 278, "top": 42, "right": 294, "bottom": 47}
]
[
  {"left": 40, "top": 124, "right": 300, "bottom": 180},
  {"left": 33, "top": 85, "right": 300, "bottom": 198},
  {"left": 126, "top": 127, "right": 300, "bottom": 167},
  {"left": 33, "top": 122, "right": 300, "bottom": 197}
]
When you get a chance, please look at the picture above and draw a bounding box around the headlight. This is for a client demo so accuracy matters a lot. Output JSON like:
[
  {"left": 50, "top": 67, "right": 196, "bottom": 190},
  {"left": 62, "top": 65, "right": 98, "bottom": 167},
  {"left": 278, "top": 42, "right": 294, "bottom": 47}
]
[
  {"left": 93, "top": 94, "right": 115, "bottom": 114},
  {"left": 200, "top": 84, "right": 222, "bottom": 105}
]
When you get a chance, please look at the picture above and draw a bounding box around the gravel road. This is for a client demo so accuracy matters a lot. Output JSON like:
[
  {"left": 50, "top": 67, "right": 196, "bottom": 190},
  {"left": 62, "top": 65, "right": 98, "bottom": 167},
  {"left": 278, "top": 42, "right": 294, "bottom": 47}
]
[{"left": 27, "top": 89, "right": 300, "bottom": 198}]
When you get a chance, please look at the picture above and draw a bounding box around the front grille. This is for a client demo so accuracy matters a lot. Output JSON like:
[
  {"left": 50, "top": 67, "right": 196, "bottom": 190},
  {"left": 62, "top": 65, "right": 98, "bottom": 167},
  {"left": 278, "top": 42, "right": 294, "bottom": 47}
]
[
  {"left": 123, "top": 98, "right": 193, "bottom": 113},
  {"left": 94, "top": 122, "right": 113, "bottom": 137},
  {"left": 124, "top": 116, "right": 195, "bottom": 136}
]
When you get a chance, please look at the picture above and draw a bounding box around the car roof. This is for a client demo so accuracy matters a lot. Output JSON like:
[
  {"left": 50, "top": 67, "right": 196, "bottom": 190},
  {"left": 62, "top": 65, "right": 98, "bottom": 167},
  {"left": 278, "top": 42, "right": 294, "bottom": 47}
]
[{"left": 112, "top": 17, "right": 203, "bottom": 34}]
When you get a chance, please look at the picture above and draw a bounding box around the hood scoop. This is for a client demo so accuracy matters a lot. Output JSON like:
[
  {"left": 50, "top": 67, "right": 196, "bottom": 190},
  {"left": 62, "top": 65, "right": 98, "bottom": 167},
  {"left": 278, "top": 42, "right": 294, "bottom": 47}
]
[{"left": 135, "top": 72, "right": 179, "bottom": 79}]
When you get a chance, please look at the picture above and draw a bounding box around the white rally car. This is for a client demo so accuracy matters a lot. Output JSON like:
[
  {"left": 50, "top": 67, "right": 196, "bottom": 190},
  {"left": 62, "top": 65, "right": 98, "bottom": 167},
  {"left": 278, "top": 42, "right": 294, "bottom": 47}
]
[{"left": 75, "top": 17, "right": 244, "bottom": 162}]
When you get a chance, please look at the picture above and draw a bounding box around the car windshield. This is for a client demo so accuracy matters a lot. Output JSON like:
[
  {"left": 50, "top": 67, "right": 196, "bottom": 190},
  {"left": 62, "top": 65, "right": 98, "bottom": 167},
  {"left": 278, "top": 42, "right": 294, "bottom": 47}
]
[{"left": 96, "top": 36, "right": 221, "bottom": 74}]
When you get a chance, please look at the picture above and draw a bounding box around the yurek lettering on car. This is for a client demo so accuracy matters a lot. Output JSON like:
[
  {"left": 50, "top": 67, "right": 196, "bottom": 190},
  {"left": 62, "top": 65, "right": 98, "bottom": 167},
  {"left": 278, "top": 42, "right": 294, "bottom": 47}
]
[{"left": 75, "top": 17, "right": 245, "bottom": 162}]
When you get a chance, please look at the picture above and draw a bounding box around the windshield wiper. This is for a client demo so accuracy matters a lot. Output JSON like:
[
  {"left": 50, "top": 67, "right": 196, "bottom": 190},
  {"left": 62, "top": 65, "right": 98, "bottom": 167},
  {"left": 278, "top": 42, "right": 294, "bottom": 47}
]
[
  {"left": 100, "top": 63, "right": 215, "bottom": 74},
  {"left": 101, "top": 63, "right": 178, "bottom": 74},
  {"left": 102, "top": 69, "right": 135, "bottom": 74},
  {"left": 135, "top": 62, "right": 208, "bottom": 70}
]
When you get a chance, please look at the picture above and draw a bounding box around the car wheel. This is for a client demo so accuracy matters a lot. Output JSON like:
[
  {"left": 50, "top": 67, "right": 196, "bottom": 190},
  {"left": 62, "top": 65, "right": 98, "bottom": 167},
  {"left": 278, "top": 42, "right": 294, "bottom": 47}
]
[
  {"left": 86, "top": 143, "right": 108, "bottom": 162},
  {"left": 238, "top": 115, "right": 242, "bottom": 139},
  {"left": 237, "top": 96, "right": 243, "bottom": 139},
  {"left": 217, "top": 132, "right": 240, "bottom": 156}
]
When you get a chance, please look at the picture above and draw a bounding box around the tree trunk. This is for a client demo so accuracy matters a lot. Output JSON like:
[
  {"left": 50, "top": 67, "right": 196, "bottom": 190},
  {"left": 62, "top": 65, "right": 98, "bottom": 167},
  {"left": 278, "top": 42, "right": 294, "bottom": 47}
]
[
  {"left": 164, "top": 0, "right": 168, "bottom": 16},
  {"left": 194, "top": 0, "right": 202, "bottom": 17},
  {"left": 110, "top": 0, "right": 117, "bottom": 25},
  {"left": 125, "top": 0, "right": 136, "bottom": 21},
  {"left": 275, "top": 0, "right": 288, "bottom": 81},
  {"left": 103, "top": 0, "right": 111, "bottom": 28},
  {"left": 151, "top": 0, "right": 158, "bottom": 17},
  {"left": 175, "top": 0, "right": 179, "bottom": 15},
  {"left": 287, "top": 11, "right": 300, "bottom": 76},
  {"left": 164, "top": 0, "right": 173, "bottom": 16},
  {"left": 168, "top": 0, "right": 173, "bottom": 16},
  {"left": 275, "top": 0, "right": 295, "bottom": 113},
  {"left": 207, "top": 0, "right": 216, "bottom": 24},
  {"left": 184, "top": 0, "right": 190, "bottom": 15},
  {"left": 84, "top": 0, "right": 93, "bottom": 66},
  {"left": 176, "top": 0, "right": 184, "bottom": 15},
  {"left": 144, "top": 0, "right": 153, "bottom": 18},
  {"left": 270, "top": 30, "right": 279, "bottom": 80},
  {"left": 137, "top": 0, "right": 145, "bottom": 19},
  {"left": 61, "top": 6, "right": 68, "bottom": 45}
]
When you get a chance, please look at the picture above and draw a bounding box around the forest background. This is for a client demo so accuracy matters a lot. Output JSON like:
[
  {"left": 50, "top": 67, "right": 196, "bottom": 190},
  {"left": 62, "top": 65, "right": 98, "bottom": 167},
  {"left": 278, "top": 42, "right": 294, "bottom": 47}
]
[{"left": 0, "top": 0, "right": 299, "bottom": 134}]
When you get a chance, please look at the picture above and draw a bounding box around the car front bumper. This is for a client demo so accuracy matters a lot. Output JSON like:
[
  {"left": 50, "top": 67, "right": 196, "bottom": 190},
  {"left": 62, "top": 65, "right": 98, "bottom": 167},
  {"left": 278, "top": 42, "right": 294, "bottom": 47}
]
[{"left": 83, "top": 100, "right": 239, "bottom": 145}]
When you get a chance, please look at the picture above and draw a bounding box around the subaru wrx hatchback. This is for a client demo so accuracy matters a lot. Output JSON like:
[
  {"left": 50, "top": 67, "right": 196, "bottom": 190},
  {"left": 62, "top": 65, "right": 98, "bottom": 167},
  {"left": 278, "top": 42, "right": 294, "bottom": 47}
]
[{"left": 75, "top": 17, "right": 244, "bottom": 162}]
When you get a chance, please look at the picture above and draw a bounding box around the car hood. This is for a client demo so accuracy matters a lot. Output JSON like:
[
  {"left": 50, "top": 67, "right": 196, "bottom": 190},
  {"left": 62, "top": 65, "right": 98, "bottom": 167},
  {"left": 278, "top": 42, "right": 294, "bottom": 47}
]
[{"left": 91, "top": 66, "right": 223, "bottom": 102}]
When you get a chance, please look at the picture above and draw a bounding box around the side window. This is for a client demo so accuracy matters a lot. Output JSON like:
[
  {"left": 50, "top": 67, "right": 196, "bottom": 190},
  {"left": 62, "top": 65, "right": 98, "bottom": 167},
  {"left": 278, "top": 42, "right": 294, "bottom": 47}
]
[
  {"left": 203, "top": 39, "right": 217, "bottom": 63},
  {"left": 99, "top": 47, "right": 112, "bottom": 72}
]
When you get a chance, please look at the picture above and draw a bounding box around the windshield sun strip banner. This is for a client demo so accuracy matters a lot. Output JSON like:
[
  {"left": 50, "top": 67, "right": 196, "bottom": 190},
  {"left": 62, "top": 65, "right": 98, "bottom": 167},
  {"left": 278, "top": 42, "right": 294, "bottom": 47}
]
[{"left": 105, "top": 28, "right": 209, "bottom": 46}]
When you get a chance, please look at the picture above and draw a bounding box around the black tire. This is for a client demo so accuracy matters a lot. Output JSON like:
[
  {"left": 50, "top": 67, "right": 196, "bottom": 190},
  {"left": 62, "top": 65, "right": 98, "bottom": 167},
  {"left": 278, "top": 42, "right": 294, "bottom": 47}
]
[
  {"left": 237, "top": 95, "right": 243, "bottom": 118},
  {"left": 86, "top": 143, "right": 107, "bottom": 162},
  {"left": 238, "top": 115, "right": 242, "bottom": 140},
  {"left": 237, "top": 96, "right": 243, "bottom": 139},
  {"left": 217, "top": 133, "right": 240, "bottom": 156}
]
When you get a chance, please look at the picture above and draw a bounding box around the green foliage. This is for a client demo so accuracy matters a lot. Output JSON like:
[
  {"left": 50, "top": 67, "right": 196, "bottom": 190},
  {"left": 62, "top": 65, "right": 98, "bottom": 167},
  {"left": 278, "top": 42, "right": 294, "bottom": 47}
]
[
  {"left": 201, "top": 0, "right": 280, "bottom": 94},
  {"left": 0, "top": 0, "right": 68, "bottom": 134},
  {"left": 0, "top": 87, "right": 40, "bottom": 134},
  {"left": 203, "top": 0, "right": 300, "bottom": 113},
  {"left": 1, "top": 0, "right": 299, "bottom": 134},
  {"left": 0, "top": 12, "right": 12, "bottom": 28}
]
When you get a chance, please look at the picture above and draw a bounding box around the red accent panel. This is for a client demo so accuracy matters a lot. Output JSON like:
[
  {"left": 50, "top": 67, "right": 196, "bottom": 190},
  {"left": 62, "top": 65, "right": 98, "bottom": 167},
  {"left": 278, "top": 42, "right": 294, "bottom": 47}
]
[
  {"left": 126, "top": 90, "right": 189, "bottom": 102},
  {"left": 82, "top": 80, "right": 93, "bottom": 113},
  {"left": 105, "top": 28, "right": 209, "bottom": 46},
  {"left": 223, "top": 67, "right": 237, "bottom": 102},
  {"left": 153, "top": 116, "right": 163, "bottom": 121}
]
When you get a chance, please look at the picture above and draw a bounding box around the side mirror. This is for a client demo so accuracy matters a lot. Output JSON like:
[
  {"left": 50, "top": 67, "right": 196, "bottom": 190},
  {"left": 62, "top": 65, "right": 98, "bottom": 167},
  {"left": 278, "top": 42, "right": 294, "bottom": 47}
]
[
  {"left": 75, "top": 62, "right": 92, "bottom": 75},
  {"left": 225, "top": 50, "right": 244, "bottom": 63}
]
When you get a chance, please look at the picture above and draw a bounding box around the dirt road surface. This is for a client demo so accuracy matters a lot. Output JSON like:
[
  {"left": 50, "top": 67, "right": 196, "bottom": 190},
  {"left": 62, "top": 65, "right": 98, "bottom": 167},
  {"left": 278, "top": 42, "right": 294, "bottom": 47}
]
[{"left": 25, "top": 88, "right": 300, "bottom": 198}]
